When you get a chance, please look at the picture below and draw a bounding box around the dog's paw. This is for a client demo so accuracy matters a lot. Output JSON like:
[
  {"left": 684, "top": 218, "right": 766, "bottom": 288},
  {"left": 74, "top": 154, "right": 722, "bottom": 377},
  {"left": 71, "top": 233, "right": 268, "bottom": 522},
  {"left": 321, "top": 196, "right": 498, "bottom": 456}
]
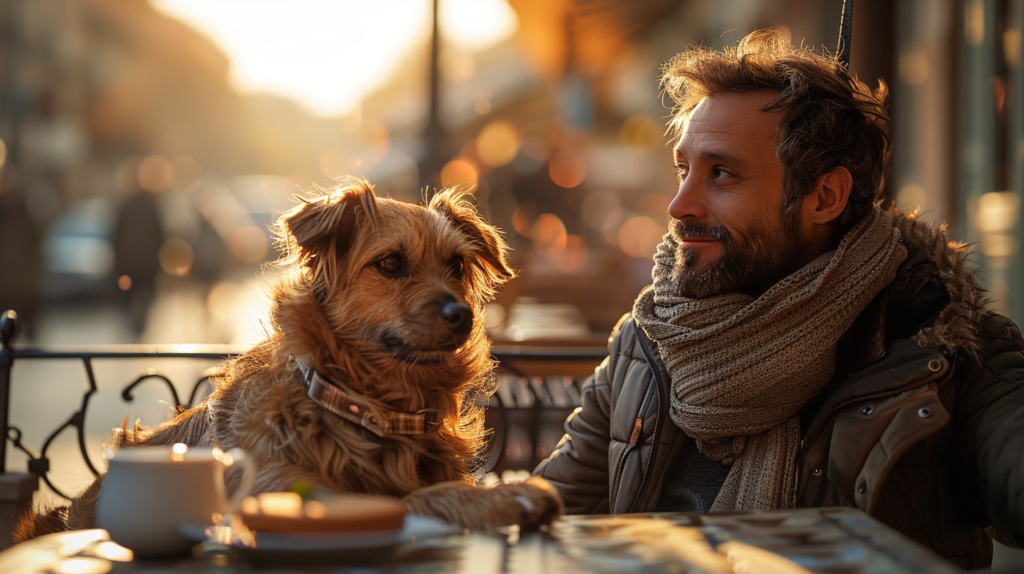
[
  {"left": 496, "top": 477, "right": 563, "bottom": 530},
  {"left": 402, "top": 477, "right": 563, "bottom": 531}
]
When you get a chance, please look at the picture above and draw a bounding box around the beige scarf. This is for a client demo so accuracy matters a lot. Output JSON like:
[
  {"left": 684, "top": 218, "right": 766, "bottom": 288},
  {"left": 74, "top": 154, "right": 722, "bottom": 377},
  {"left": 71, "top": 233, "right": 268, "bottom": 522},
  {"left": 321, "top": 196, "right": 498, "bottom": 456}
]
[{"left": 633, "top": 205, "right": 907, "bottom": 511}]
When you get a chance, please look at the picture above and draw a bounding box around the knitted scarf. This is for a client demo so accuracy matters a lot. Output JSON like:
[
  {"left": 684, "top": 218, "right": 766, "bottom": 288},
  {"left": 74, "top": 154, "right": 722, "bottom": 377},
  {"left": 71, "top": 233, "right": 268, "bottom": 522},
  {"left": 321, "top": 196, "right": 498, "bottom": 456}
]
[{"left": 632, "top": 205, "right": 907, "bottom": 511}]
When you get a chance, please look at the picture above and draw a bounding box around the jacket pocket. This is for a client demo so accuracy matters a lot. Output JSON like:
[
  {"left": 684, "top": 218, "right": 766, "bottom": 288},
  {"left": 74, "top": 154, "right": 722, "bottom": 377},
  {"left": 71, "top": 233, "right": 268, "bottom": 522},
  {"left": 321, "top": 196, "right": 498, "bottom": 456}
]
[
  {"left": 828, "top": 383, "right": 951, "bottom": 513},
  {"left": 853, "top": 386, "right": 950, "bottom": 513}
]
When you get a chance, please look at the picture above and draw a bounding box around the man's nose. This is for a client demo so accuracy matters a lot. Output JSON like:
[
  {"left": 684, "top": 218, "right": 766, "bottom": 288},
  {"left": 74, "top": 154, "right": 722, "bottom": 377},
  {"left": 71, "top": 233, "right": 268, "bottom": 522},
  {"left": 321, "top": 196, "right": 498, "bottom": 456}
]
[{"left": 668, "top": 178, "right": 707, "bottom": 220}]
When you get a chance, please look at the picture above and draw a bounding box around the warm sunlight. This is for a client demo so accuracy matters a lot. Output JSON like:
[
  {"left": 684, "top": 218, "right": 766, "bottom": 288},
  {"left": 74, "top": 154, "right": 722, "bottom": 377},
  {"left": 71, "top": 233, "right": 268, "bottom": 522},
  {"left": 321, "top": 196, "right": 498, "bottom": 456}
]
[{"left": 152, "top": 0, "right": 519, "bottom": 117}]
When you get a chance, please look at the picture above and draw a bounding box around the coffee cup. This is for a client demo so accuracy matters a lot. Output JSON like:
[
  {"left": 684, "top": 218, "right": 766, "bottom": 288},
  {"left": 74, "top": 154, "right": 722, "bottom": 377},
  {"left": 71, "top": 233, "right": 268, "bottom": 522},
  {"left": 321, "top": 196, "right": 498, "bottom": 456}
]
[{"left": 95, "top": 444, "right": 256, "bottom": 558}]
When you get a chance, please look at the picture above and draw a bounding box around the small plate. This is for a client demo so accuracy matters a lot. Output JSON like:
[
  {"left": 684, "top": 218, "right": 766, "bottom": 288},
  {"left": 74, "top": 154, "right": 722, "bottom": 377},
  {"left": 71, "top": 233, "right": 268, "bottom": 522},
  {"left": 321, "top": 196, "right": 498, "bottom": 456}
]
[{"left": 179, "top": 515, "right": 459, "bottom": 564}]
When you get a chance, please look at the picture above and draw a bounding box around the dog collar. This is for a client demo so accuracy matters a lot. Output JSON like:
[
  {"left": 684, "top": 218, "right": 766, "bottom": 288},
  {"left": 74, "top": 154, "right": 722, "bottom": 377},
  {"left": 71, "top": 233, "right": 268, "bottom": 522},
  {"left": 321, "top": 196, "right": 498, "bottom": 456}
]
[{"left": 294, "top": 357, "right": 438, "bottom": 438}]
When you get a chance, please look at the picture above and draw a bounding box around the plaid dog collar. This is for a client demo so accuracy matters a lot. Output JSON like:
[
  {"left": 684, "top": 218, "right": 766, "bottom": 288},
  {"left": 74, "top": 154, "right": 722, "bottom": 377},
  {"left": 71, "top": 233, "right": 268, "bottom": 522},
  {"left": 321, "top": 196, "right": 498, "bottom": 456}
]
[{"left": 294, "top": 358, "right": 438, "bottom": 438}]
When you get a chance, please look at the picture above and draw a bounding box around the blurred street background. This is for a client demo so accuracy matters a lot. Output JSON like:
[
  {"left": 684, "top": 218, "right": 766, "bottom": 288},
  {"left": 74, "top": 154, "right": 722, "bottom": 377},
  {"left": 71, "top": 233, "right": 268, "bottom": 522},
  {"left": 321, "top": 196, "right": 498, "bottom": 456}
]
[{"left": 1, "top": 0, "right": 1023, "bottom": 499}]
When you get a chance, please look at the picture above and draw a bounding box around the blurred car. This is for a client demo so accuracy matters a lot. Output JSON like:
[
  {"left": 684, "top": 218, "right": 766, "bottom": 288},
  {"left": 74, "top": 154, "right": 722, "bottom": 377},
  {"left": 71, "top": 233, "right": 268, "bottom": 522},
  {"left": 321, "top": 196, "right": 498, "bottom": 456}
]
[{"left": 41, "top": 198, "right": 117, "bottom": 300}]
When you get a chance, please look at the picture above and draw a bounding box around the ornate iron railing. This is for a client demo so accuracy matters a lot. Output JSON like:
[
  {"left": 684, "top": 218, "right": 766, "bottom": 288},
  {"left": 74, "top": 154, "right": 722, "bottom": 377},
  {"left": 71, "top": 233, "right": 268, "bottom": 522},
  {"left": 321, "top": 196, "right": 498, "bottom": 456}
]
[{"left": 0, "top": 310, "right": 605, "bottom": 499}]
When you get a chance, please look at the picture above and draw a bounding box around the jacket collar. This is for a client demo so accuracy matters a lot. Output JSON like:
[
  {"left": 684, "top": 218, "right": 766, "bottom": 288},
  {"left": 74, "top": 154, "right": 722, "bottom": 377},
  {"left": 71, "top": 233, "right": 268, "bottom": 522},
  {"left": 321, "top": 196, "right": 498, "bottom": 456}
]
[{"left": 893, "top": 209, "right": 990, "bottom": 360}]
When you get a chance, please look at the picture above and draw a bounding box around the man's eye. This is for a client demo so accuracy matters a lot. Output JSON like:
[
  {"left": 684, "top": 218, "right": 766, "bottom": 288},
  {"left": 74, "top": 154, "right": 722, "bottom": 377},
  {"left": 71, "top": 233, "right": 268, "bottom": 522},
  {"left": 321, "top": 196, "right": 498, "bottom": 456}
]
[
  {"left": 675, "top": 165, "right": 688, "bottom": 180},
  {"left": 449, "top": 256, "right": 465, "bottom": 276},
  {"left": 713, "top": 168, "right": 733, "bottom": 179},
  {"left": 377, "top": 254, "right": 403, "bottom": 275}
]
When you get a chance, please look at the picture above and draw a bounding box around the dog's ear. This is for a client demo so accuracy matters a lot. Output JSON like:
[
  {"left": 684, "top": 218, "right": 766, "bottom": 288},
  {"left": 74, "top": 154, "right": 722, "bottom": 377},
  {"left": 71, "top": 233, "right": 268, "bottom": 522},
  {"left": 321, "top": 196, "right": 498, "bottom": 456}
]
[
  {"left": 276, "top": 178, "right": 378, "bottom": 266},
  {"left": 429, "top": 188, "right": 515, "bottom": 287}
]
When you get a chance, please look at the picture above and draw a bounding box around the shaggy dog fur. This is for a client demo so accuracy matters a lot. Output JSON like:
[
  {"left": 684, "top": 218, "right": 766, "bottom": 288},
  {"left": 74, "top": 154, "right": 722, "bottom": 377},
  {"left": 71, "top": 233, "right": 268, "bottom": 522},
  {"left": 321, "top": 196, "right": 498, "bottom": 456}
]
[{"left": 15, "top": 178, "right": 561, "bottom": 542}]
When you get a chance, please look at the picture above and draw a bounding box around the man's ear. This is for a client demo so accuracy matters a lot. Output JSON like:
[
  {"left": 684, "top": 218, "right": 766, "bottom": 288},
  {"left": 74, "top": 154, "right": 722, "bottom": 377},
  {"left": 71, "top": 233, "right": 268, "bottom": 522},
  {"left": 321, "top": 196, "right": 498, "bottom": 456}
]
[
  {"left": 429, "top": 188, "right": 515, "bottom": 285},
  {"left": 805, "top": 166, "right": 852, "bottom": 225},
  {"left": 276, "top": 178, "right": 378, "bottom": 266}
]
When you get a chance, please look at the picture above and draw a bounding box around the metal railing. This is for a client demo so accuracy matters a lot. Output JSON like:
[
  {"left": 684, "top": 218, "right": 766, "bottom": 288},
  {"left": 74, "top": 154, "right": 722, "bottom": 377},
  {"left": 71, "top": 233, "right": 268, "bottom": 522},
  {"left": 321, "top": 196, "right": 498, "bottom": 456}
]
[{"left": 0, "top": 310, "right": 606, "bottom": 499}]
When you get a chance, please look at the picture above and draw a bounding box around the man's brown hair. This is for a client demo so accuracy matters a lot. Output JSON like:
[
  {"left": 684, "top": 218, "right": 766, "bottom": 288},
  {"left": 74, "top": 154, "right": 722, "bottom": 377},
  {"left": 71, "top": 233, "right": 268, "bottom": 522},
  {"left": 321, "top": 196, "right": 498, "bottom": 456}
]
[{"left": 661, "top": 29, "right": 889, "bottom": 237}]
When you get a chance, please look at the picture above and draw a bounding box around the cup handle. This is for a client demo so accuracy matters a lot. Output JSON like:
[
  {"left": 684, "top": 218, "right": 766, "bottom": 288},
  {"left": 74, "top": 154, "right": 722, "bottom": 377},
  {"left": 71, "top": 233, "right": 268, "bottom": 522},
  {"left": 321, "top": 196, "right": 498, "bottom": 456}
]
[{"left": 223, "top": 448, "right": 257, "bottom": 514}]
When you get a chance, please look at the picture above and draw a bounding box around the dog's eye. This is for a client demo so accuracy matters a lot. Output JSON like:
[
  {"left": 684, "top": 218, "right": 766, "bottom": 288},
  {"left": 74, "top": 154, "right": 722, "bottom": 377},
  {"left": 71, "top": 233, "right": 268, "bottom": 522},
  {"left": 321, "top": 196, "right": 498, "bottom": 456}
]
[
  {"left": 449, "top": 256, "right": 464, "bottom": 277},
  {"left": 377, "top": 254, "right": 403, "bottom": 275}
]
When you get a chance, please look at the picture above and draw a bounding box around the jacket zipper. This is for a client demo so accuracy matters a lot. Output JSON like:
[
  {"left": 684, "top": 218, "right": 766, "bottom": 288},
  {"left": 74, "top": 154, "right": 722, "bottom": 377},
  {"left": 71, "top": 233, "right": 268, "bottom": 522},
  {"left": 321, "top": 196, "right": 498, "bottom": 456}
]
[
  {"left": 610, "top": 377, "right": 655, "bottom": 510},
  {"left": 629, "top": 321, "right": 673, "bottom": 513},
  {"left": 628, "top": 373, "right": 661, "bottom": 512}
]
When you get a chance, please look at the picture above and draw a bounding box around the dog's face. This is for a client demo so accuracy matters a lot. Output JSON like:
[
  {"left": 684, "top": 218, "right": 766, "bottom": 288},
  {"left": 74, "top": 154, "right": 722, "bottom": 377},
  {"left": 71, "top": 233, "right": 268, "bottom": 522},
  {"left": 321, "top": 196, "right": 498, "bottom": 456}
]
[{"left": 276, "top": 179, "right": 513, "bottom": 365}]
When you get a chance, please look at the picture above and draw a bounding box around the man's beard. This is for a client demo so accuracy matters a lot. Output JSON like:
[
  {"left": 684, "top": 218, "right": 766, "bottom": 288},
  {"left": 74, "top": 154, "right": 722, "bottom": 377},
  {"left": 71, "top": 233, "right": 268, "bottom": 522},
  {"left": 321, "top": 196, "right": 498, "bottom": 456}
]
[{"left": 667, "top": 210, "right": 803, "bottom": 299}]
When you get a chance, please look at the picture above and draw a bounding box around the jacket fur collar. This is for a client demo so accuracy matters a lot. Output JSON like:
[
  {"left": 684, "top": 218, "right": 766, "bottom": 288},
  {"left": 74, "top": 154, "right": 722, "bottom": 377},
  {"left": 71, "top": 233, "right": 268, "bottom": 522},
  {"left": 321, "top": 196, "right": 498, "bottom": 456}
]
[{"left": 893, "top": 208, "right": 991, "bottom": 360}]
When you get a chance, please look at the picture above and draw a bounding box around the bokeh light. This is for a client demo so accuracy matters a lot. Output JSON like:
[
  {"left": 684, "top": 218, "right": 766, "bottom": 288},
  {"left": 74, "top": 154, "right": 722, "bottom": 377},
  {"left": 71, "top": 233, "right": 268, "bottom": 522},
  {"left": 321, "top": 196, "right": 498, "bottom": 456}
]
[
  {"left": 532, "top": 213, "right": 568, "bottom": 258},
  {"left": 230, "top": 226, "right": 269, "bottom": 262},
  {"left": 138, "top": 155, "right": 174, "bottom": 193},
  {"left": 618, "top": 216, "right": 665, "bottom": 259},
  {"left": 476, "top": 120, "right": 520, "bottom": 167},
  {"left": 549, "top": 151, "right": 587, "bottom": 188},
  {"left": 512, "top": 201, "right": 537, "bottom": 237},
  {"left": 977, "top": 191, "right": 1021, "bottom": 233},
  {"left": 982, "top": 233, "right": 1018, "bottom": 258},
  {"left": 441, "top": 159, "right": 479, "bottom": 189},
  {"left": 899, "top": 51, "right": 930, "bottom": 86},
  {"left": 896, "top": 184, "right": 927, "bottom": 210},
  {"left": 0, "top": 137, "right": 7, "bottom": 170},
  {"left": 440, "top": 0, "right": 519, "bottom": 50},
  {"left": 158, "top": 237, "right": 194, "bottom": 277},
  {"left": 117, "top": 275, "right": 132, "bottom": 291}
]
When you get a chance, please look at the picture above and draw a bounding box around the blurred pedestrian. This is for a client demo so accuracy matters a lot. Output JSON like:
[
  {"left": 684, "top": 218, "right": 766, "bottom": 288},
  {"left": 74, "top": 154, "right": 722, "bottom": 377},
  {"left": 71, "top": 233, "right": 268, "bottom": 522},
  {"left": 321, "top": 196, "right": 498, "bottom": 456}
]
[
  {"left": 112, "top": 182, "right": 165, "bottom": 336},
  {"left": 0, "top": 172, "right": 42, "bottom": 338}
]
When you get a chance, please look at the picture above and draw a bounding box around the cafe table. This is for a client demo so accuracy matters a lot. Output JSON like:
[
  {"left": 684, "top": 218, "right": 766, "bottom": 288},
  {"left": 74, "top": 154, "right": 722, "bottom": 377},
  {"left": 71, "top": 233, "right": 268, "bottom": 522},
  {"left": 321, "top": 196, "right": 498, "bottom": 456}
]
[{"left": 0, "top": 507, "right": 967, "bottom": 574}]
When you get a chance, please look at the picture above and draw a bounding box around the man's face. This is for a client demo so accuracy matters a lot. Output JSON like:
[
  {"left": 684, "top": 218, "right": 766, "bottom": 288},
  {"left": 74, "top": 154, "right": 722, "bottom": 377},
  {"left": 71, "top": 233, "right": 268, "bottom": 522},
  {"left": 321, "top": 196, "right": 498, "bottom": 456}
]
[{"left": 667, "top": 91, "right": 803, "bottom": 298}]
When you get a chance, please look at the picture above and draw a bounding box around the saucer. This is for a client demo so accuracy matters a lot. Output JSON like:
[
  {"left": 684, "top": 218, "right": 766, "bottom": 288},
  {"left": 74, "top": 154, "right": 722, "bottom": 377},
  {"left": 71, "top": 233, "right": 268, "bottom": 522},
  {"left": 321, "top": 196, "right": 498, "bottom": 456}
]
[{"left": 178, "top": 514, "right": 460, "bottom": 564}]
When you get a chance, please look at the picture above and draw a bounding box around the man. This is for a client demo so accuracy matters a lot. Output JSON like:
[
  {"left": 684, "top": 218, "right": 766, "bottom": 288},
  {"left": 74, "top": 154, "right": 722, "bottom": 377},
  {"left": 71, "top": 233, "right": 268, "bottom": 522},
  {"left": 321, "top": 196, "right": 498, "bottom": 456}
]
[{"left": 533, "top": 30, "right": 1024, "bottom": 569}]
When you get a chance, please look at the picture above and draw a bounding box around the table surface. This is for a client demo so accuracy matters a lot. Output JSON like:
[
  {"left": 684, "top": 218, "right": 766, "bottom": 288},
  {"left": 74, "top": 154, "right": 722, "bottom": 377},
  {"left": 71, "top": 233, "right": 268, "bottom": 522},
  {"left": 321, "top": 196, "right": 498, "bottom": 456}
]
[{"left": 0, "top": 507, "right": 963, "bottom": 574}]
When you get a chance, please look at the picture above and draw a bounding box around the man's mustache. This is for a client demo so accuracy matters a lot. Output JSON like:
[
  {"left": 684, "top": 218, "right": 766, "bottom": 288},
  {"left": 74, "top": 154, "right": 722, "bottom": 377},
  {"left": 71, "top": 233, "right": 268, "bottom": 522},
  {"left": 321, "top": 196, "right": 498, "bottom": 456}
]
[{"left": 669, "top": 219, "right": 732, "bottom": 243}]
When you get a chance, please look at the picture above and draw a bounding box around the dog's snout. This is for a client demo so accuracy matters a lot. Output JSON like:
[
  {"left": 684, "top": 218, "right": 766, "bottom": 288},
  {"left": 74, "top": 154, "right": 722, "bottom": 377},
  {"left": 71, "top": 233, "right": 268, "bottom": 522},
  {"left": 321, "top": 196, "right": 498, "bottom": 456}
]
[{"left": 439, "top": 301, "right": 472, "bottom": 334}]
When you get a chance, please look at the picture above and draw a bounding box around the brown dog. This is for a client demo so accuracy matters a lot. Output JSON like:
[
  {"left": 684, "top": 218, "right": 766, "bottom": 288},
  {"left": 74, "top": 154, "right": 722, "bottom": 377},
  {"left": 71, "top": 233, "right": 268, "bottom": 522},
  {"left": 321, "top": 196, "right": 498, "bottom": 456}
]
[{"left": 16, "top": 178, "right": 561, "bottom": 541}]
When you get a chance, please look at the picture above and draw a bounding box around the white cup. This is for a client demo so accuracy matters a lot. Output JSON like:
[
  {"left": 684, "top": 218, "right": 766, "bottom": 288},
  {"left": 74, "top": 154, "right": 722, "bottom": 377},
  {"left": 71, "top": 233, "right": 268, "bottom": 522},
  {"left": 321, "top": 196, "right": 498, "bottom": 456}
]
[{"left": 95, "top": 445, "right": 256, "bottom": 558}]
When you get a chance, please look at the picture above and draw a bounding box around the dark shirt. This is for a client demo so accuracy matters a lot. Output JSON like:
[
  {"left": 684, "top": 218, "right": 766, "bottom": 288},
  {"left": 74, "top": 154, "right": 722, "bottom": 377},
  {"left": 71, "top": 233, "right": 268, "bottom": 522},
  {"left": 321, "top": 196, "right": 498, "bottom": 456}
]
[{"left": 654, "top": 435, "right": 731, "bottom": 512}]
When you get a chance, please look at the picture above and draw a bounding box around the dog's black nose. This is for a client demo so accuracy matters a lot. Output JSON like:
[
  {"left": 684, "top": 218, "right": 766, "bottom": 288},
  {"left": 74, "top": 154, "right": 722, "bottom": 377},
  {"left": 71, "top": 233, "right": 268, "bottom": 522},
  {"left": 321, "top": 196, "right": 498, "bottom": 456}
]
[{"left": 439, "top": 301, "right": 472, "bottom": 334}]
